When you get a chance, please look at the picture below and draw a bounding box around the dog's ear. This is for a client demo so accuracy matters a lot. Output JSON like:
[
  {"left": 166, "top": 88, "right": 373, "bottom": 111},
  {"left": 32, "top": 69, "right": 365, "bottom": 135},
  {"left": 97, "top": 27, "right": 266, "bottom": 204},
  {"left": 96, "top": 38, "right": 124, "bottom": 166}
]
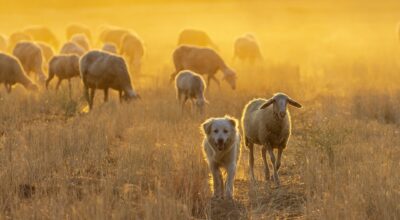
[
  {"left": 225, "top": 115, "right": 238, "bottom": 128},
  {"left": 201, "top": 119, "right": 213, "bottom": 135}
]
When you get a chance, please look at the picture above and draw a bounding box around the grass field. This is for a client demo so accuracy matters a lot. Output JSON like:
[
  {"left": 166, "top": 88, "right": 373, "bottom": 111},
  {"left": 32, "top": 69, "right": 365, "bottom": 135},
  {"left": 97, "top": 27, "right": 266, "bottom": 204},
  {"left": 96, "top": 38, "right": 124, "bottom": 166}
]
[{"left": 0, "top": 1, "right": 400, "bottom": 219}]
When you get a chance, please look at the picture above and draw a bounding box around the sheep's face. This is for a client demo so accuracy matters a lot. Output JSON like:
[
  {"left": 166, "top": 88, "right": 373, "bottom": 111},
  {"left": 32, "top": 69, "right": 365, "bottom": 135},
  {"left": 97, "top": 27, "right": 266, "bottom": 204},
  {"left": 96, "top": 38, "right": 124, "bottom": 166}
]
[
  {"left": 223, "top": 69, "right": 237, "bottom": 90},
  {"left": 260, "top": 93, "right": 303, "bottom": 119},
  {"left": 202, "top": 117, "right": 237, "bottom": 151},
  {"left": 196, "top": 99, "right": 206, "bottom": 114}
]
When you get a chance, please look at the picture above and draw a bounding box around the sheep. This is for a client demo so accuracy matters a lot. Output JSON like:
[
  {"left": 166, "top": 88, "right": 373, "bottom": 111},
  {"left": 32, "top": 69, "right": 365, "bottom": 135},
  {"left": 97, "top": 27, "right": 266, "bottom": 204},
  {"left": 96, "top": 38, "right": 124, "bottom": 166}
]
[
  {"left": 13, "top": 41, "right": 46, "bottom": 84},
  {"left": 7, "top": 31, "right": 32, "bottom": 52},
  {"left": 241, "top": 93, "right": 302, "bottom": 186},
  {"left": 171, "top": 45, "right": 237, "bottom": 90},
  {"left": 60, "top": 42, "right": 86, "bottom": 56},
  {"left": 0, "top": 34, "right": 6, "bottom": 51},
  {"left": 66, "top": 23, "right": 92, "bottom": 42},
  {"left": 0, "top": 53, "right": 38, "bottom": 93},
  {"left": 233, "top": 33, "right": 263, "bottom": 63},
  {"left": 119, "top": 33, "right": 144, "bottom": 75},
  {"left": 46, "top": 54, "right": 80, "bottom": 97},
  {"left": 98, "top": 26, "right": 131, "bottom": 48},
  {"left": 102, "top": 43, "right": 118, "bottom": 54},
  {"left": 174, "top": 70, "right": 207, "bottom": 114},
  {"left": 37, "top": 42, "right": 54, "bottom": 63},
  {"left": 80, "top": 50, "right": 139, "bottom": 109},
  {"left": 70, "top": 33, "right": 90, "bottom": 51},
  {"left": 23, "top": 26, "right": 59, "bottom": 49},
  {"left": 178, "top": 29, "right": 218, "bottom": 49}
]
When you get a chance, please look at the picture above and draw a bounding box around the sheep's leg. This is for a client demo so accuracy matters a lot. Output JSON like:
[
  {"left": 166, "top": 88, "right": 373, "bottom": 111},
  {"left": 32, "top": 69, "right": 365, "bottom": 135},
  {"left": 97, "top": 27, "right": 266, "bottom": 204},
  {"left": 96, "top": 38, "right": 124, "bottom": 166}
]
[
  {"left": 45, "top": 73, "right": 54, "bottom": 89},
  {"left": 225, "top": 163, "right": 236, "bottom": 199},
  {"left": 103, "top": 88, "right": 109, "bottom": 102},
  {"left": 68, "top": 79, "right": 72, "bottom": 99},
  {"left": 5, "top": 84, "right": 11, "bottom": 93},
  {"left": 210, "top": 164, "right": 223, "bottom": 199},
  {"left": 89, "top": 88, "right": 95, "bottom": 109},
  {"left": 248, "top": 140, "right": 255, "bottom": 181},
  {"left": 276, "top": 148, "right": 283, "bottom": 171},
  {"left": 262, "top": 146, "right": 270, "bottom": 181},
  {"left": 268, "top": 149, "right": 280, "bottom": 186},
  {"left": 55, "top": 78, "right": 62, "bottom": 93},
  {"left": 181, "top": 96, "right": 188, "bottom": 113},
  {"left": 84, "top": 85, "right": 90, "bottom": 106},
  {"left": 119, "top": 90, "right": 123, "bottom": 103}
]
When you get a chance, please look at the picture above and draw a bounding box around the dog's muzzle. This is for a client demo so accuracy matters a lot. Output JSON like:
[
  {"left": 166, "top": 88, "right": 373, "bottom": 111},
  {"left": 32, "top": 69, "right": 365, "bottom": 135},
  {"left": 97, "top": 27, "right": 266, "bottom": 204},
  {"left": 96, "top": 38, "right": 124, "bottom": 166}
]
[{"left": 216, "top": 139, "right": 225, "bottom": 151}]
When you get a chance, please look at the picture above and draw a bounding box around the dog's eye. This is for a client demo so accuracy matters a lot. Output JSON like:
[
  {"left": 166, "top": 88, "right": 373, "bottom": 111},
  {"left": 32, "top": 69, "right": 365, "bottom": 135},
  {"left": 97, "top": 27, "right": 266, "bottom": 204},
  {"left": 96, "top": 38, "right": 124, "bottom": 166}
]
[
  {"left": 223, "top": 129, "right": 228, "bottom": 134},
  {"left": 214, "top": 129, "right": 218, "bottom": 133}
]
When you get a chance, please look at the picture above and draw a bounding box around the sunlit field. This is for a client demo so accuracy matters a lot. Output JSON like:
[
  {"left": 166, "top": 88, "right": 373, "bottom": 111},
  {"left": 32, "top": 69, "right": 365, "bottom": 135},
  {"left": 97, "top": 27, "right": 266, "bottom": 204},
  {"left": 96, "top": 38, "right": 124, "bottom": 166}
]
[{"left": 1, "top": 0, "right": 400, "bottom": 219}]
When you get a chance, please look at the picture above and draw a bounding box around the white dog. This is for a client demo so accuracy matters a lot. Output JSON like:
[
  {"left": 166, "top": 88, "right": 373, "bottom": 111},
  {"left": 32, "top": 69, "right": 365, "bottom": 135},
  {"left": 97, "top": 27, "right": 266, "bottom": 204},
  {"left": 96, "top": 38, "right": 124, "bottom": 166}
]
[{"left": 201, "top": 116, "right": 241, "bottom": 199}]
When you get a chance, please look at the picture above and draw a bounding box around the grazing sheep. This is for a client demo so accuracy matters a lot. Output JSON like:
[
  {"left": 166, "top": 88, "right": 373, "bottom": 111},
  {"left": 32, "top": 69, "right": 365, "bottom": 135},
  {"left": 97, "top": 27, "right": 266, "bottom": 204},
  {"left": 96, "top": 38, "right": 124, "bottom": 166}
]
[
  {"left": 7, "top": 31, "right": 32, "bottom": 52},
  {"left": 0, "top": 53, "right": 38, "bottom": 93},
  {"left": 241, "top": 93, "right": 302, "bottom": 186},
  {"left": 46, "top": 54, "right": 80, "bottom": 97},
  {"left": 0, "top": 34, "right": 6, "bottom": 51},
  {"left": 119, "top": 33, "right": 144, "bottom": 74},
  {"left": 171, "top": 45, "right": 237, "bottom": 90},
  {"left": 66, "top": 23, "right": 92, "bottom": 41},
  {"left": 37, "top": 42, "right": 54, "bottom": 63},
  {"left": 178, "top": 29, "right": 218, "bottom": 49},
  {"left": 23, "top": 26, "right": 59, "bottom": 49},
  {"left": 233, "top": 34, "right": 263, "bottom": 63},
  {"left": 201, "top": 116, "right": 240, "bottom": 199},
  {"left": 99, "top": 26, "right": 131, "bottom": 48},
  {"left": 175, "top": 70, "right": 207, "bottom": 114},
  {"left": 102, "top": 43, "right": 118, "bottom": 54},
  {"left": 70, "top": 33, "right": 90, "bottom": 51},
  {"left": 13, "top": 41, "right": 46, "bottom": 84},
  {"left": 60, "top": 42, "right": 86, "bottom": 56},
  {"left": 80, "top": 50, "right": 139, "bottom": 109}
]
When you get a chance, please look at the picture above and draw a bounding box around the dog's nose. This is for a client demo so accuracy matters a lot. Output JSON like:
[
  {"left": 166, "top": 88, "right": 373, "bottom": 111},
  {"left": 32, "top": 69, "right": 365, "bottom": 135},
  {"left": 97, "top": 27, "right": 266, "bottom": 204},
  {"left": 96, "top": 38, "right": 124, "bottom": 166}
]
[
  {"left": 217, "top": 139, "right": 224, "bottom": 146},
  {"left": 279, "top": 112, "right": 286, "bottom": 118}
]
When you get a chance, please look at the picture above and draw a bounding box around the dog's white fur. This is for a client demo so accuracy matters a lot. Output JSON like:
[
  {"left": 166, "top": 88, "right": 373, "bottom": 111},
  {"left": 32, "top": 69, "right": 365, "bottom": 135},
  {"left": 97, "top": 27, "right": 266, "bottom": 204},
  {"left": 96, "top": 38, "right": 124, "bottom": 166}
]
[{"left": 201, "top": 116, "right": 241, "bottom": 199}]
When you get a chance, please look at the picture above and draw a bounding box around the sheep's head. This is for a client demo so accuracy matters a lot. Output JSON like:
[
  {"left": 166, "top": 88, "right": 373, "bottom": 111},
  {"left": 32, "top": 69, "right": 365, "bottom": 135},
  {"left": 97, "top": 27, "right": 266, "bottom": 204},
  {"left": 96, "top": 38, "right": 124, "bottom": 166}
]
[
  {"left": 223, "top": 68, "right": 237, "bottom": 90},
  {"left": 122, "top": 89, "right": 141, "bottom": 101},
  {"left": 260, "top": 93, "right": 302, "bottom": 119},
  {"left": 195, "top": 98, "right": 208, "bottom": 114}
]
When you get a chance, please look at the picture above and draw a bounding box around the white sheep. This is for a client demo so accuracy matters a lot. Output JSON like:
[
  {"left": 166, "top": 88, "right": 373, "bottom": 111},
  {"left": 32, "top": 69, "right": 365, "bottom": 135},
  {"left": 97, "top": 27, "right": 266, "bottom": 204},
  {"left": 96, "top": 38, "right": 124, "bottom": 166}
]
[
  {"left": 98, "top": 26, "right": 131, "bottom": 48},
  {"left": 0, "top": 34, "right": 6, "bottom": 52},
  {"left": 70, "top": 33, "right": 90, "bottom": 51},
  {"left": 119, "top": 33, "right": 144, "bottom": 75},
  {"left": 80, "top": 50, "right": 139, "bottom": 109},
  {"left": 0, "top": 53, "right": 38, "bottom": 93},
  {"left": 175, "top": 70, "right": 208, "bottom": 114},
  {"left": 171, "top": 45, "right": 237, "bottom": 90},
  {"left": 66, "top": 23, "right": 92, "bottom": 42},
  {"left": 241, "top": 93, "right": 302, "bottom": 186},
  {"left": 13, "top": 41, "right": 46, "bottom": 84},
  {"left": 233, "top": 33, "right": 263, "bottom": 63},
  {"left": 178, "top": 28, "right": 218, "bottom": 49},
  {"left": 23, "top": 26, "right": 59, "bottom": 49},
  {"left": 102, "top": 43, "right": 118, "bottom": 54},
  {"left": 46, "top": 54, "right": 80, "bottom": 97},
  {"left": 59, "top": 41, "right": 86, "bottom": 57},
  {"left": 7, "top": 31, "right": 32, "bottom": 52}
]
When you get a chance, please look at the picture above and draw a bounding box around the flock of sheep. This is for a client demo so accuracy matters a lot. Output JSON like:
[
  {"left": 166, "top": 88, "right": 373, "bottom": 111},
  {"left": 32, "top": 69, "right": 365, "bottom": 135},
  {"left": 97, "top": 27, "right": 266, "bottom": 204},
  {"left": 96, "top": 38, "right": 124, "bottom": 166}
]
[{"left": 0, "top": 24, "right": 301, "bottom": 200}]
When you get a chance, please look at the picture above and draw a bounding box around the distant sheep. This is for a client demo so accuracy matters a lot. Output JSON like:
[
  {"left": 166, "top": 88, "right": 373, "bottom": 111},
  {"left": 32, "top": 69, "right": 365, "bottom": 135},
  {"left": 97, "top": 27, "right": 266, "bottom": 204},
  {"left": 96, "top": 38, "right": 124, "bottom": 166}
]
[
  {"left": 241, "top": 93, "right": 302, "bottom": 186},
  {"left": 80, "top": 50, "right": 139, "bottom": 109},
  {"left": 7, "top": 32, "right": 32, "bottom": 52},
  {"left": 99, "top": 26, "right": 131, "bottom": 48},
  {"left": 0, "top": 53, "right": 38, "bottom": 93},
  {"left": 175, "top": 70, "right": 207, "bottom": 114},
  {"left": 23, "top": 26, "right": 59, "bottom": 49},
  {"left": 102, "top": 43, "right": 118, "bottom": 54},
  {"left": 119, "top": 33, "right": 144, "bottom": 74},
  {"left": 37, "top": 42, "right": 54, "bottom": 63},
  {"left": 46, "top": 54, "right": 80, "bottom": 97},
  {"left": 70, "top": 33, "right": 90, "bottom": 51},
  {"left": 66, "top": 24, "right": 92, "bottom": 41},
  {"left": 233, "top": 34, "right": 263, "bottom": 63},
  {"left": 13, "top": 41, "right": 46, "bottom": 84},
  {"left": 0, "top": 34, "right": 6, "bottom": 51},
  {"left": 60, "top": 42, "right": 86, "bottom": 56},
  {"left": 171, "top": 45, "right": 237, "bottom": 90},
  {"left": 178, "top": 29, "right": 218, "bottom": 49}
]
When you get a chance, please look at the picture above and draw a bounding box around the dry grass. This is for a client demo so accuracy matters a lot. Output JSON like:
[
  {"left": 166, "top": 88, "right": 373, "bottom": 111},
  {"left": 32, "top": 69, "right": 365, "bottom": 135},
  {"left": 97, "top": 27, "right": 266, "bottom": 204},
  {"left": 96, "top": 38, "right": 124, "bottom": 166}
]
[{"left": 1, "top": 1, "right": 400, "bottom": 219}]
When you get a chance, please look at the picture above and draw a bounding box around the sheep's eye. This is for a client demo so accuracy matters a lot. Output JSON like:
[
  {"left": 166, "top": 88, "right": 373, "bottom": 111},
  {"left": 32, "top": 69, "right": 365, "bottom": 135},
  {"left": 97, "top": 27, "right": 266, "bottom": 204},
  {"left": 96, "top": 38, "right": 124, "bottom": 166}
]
[
  {"left": 214, "top": 129, "right": 218, "bottom": 133},
  {"left": 223, "top": 129, "right": 228, "bottom": 134}
]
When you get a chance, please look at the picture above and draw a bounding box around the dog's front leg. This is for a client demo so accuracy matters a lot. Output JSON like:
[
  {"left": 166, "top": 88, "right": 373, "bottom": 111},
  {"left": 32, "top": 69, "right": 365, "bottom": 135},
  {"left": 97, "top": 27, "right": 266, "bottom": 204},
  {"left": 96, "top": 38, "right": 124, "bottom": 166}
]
[
  {"left": 210, "top": 163, "right": 223, "bottom": 199},
  {"left": 224, "top": 163, "right": 237, "bottom": 199}
]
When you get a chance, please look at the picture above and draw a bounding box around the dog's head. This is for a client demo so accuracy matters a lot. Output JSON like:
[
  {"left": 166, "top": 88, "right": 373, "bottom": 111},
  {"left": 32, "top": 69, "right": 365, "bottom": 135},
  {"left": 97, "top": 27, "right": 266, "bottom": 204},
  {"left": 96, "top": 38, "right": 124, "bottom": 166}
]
[{"left": 201, "top": 116, "right": 238, "bottom": 151}]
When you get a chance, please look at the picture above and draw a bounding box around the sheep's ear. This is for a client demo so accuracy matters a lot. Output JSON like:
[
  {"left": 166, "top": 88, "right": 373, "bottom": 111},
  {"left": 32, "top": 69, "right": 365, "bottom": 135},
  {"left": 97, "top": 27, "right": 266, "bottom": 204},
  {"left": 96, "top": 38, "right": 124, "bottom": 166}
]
[
  {"left": 259, "top": 99, "right": 274, "bottom": 109},
  {"left": 288, "top": 98, "right": 302, "bottom": 108},
  {"left": 202, "top": 119, "right": 213, "bottom": 135}
]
